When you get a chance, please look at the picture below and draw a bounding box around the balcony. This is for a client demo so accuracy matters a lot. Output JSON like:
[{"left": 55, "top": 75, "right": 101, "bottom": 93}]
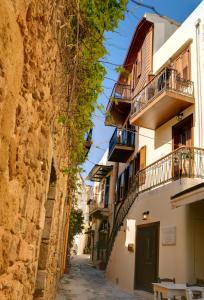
[
  {"left": 130, "top": 68, "right": 194, "bottom": 129},
  {"left": 106, "top": 83, "right": 131, "bottom": 127},
  {"left": 136, "top": 147, "right": 204, "bottom": 194},
  {"left": 89, "top": 198, "right": 109, "bottom": 218},
  {"left": 108, "top": 128, "right": 135, "bottom": 162}
]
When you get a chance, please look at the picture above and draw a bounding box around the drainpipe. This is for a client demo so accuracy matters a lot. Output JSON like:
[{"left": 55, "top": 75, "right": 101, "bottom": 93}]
[{"left": 195, "top": 19, "right": 203, "bottom": 147}]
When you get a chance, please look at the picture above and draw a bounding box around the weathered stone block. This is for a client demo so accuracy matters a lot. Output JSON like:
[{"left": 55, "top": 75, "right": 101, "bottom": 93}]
[
  {"left": 18, "top": 239, "right": 34, "bottom": 262},
  {"left": 45, "top": 199, "right": 55, "bottom": 218},
  {"left": 47, "top": 186, "right": 56, "bottom": 200},
  {"left": 38, "top": 242, "right": 49, "bottom": 270},
  {"left": 42, "top": 217, "right": 52, "bottom": 240},
  {"left": 35, "top": 270, "right": 47, "bottom": 290}
]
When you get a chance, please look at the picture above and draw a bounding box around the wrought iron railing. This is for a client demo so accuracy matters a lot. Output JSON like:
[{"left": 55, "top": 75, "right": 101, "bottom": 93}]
[
  {"left": 131, "top": 68, "right": 194, "bottom": 118},
  {"left": 107, "top": 83, "right": 131, "bottom": 111},
  {"left": 109, "top": 128, "right": 135, "bottom": 157},
  {"left": 111, "top": 83, "right": 131, "bottom": 101},
  {"left": 137, "top": 146, "right": 204, "bottom": 194},
  {"left": 106, "top": 147, "right": 204, "bottom": 265}
]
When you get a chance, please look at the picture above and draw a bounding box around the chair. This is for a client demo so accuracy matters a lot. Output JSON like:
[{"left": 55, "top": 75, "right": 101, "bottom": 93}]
[
  {"left": 186, "top": 287, "right": 204, "bottom": 300},
  {"left": 158, "top": 277, "right": 176, "bottom": 284},
  {"left": 186, "top": 280, "right": 204, "bottom": 298},
  {"left": 157, "top": 278, "right": 176, "bottom": 300},
  {"left": 187, "top": 279, "right": 204, "bottom": 287},
  {"left": 197, "top": 279, "right": 204, "bottom": 287}
]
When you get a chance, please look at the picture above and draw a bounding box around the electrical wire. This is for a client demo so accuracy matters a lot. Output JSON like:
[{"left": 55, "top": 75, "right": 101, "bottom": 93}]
[{"left": 130, "top": 0, "right": 162, "bottom": 17}]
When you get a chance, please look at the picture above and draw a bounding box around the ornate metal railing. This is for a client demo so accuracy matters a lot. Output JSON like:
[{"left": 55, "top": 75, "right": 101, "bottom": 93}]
[
  {"left": 137, "top": 146, "right": 204, "bottom": 194},
  {"left": 107, "top": 83, "right": 131, "bottom": 111},
  {"left": 131, "top": 68, "right": 194, "bottom": 118},
  {"left": 106, "top": 147, "right": 204, "bottom": 265},
  {"left": 109, "top": 128, "right": 135, "bottom": 156}
]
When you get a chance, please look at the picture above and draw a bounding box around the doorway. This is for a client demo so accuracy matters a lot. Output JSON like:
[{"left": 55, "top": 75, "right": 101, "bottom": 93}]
[
  {"left": 135, "top": 222, "right": 160, "bottom": 292},
  {"left": 172, "top": 115, "right": 193, "bottom": 150},
  {"left": 172, "top": 115, "right": 193, "bottom": 177}
]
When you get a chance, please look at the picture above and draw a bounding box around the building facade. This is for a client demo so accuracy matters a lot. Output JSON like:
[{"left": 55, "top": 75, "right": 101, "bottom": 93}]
[
  {"left": 87, "top": 151, "right": 117, "bottom": 269},
  {"left": 99, "top": 2, "right": 204, "bottom": 294}
]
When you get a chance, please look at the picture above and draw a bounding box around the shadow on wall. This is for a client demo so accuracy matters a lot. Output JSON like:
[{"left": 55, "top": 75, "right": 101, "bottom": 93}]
[{"left": 154, "top": 126, "right": 172, "bottom": 149}]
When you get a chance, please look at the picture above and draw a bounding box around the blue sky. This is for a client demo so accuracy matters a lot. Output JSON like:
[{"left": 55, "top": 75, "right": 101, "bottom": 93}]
[{"left": 82, "top": 0, "right": 203, "bottom": 182}]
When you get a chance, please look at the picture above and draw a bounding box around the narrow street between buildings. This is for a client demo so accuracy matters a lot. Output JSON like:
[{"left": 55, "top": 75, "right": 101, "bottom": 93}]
[{"left": 56, "top": 255, "right": 151, "bottom": 300}]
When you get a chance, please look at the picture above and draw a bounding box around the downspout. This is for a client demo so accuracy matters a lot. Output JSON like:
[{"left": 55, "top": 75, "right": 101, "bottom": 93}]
[{"left": 195, "top": 19, "right": 203, "bottom": 147}]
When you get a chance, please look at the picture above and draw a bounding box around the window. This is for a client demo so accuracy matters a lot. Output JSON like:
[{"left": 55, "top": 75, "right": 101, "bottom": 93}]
[
  {"left": 104, "top": 176, "right": 110, "bottom": 208},
  {"left": 99, "top": 180, "right": 105, "bottom": 204}
]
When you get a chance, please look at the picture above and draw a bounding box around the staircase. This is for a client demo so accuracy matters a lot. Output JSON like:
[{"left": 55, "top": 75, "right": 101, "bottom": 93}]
[
  {"left": 106, "top": 179, "right": 139, "bottom": 266},
  {"left": 105, "top": 146, "right": 204, "bottom": 267}
]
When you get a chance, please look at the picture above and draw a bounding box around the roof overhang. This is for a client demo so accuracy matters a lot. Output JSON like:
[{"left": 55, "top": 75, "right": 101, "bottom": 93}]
[
  {"left": 171, "top": 182, "right": 204, "bottom": 208},
  {"left": 87, "top": 164, "right": 113, "bottom": 182}
]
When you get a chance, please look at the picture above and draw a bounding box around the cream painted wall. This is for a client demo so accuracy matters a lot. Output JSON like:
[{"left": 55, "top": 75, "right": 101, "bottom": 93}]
[
  {"left": 139, "top": 105, "right": 196, "bottom": 167},
  {"left": 187, "top": 201, "right": 204, "bottom": 281},
  {"left": 106, "top": 178, "right": 204, "bottom": 292}
]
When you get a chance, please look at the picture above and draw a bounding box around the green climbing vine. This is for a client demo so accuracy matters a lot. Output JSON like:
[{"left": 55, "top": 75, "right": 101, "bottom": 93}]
[{"left": 57, "top": 0, "right": 127, "bottom": 203}]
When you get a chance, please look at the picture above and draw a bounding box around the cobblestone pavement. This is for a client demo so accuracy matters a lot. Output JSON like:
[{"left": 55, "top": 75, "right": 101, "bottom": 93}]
[{"left": 56, "top": 255, "right": 151, "bottom": 300}]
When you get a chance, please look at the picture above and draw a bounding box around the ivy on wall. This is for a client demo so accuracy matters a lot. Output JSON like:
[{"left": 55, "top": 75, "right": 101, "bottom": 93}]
[{"left": 58, "top": 0, "right": 127, "bottom": 203}]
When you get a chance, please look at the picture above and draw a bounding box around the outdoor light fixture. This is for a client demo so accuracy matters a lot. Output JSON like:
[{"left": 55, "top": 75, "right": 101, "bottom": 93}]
[
  {"left": 176, "top": 113, "right": 183, "bottom": 121},
  {"left": 142, "top": 211, "right": 149, "bottom": 221}
]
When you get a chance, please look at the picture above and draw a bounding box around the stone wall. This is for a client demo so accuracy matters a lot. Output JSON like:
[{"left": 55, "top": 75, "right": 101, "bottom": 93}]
[{"left": 0, "top": 0, "right": 70, "bottom": 299}]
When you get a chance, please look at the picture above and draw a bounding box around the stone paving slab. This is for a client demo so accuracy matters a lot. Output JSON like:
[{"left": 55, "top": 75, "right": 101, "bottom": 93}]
[{"left": 56, "top": 255, "right": 152, "bottom": 300}]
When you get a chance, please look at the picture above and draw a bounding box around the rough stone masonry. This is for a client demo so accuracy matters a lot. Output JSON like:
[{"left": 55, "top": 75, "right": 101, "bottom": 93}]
[{"left": 0, "top": 1, "right": 71, "bottom": 299}]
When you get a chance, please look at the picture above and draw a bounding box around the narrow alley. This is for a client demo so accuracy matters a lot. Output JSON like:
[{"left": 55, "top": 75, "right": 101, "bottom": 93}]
[{"left": 56, "top": 255, "right": 151, "bottom": 300}]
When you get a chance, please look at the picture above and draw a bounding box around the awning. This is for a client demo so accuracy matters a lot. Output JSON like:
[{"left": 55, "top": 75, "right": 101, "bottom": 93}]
[
  {"left": 87, "top": 164, "right": 113, "bottom": 182},
  {"left": 171, "top": 182, "right": 204, "bottom": 208}
]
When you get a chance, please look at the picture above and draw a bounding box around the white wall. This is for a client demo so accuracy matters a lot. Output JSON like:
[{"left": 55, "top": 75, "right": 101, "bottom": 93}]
[{"left": 145, "top": 13, "right": 179, "bottom": 54}]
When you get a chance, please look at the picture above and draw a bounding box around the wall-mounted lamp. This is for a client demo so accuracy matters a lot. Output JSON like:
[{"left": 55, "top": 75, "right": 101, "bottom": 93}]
[
  {"left": 176, "top": 113, "right": 183, "bottom": 121},
  {"left": 142, "top": 211, "right": 149, "bottom": 221}
]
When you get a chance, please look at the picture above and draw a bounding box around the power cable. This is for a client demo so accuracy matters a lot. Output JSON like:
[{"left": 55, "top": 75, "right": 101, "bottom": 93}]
[{"left": 130, "top": 0, "right": 162, "bottom": 17}]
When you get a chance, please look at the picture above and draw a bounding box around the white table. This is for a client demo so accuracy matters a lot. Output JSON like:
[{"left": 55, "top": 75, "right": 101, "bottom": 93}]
[
  {"left": 152, "top": 283, "right": 204, "bottom": 300},
  {"left": 153, "top": 283, "right": 186, "bottom": 300}
]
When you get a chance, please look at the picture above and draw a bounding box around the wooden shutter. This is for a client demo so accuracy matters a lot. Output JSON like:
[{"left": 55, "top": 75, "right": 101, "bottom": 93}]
[
  {"left": 175, "top": 57, "right": 182, "bottom": 77},
  {"left": 132, "top": 63, "right": 137, "bottom": 90},
  {"left": 139, "top": 146, "right": 146, "bottom": 185},
  {"left": 120, "top": 173, "right": 124, "bottom": 200},
  {"left": 182, "top": 48, "right": 190, "bottom": 80},
  {"left": 136, "top": 48, "right": 142, "bottom": 78},
  {"left": 115, "top": 175, "right": 121, "bottom": 203},
  {"left": 129, "top": 161, "right": 134, "bottom": 188}
]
